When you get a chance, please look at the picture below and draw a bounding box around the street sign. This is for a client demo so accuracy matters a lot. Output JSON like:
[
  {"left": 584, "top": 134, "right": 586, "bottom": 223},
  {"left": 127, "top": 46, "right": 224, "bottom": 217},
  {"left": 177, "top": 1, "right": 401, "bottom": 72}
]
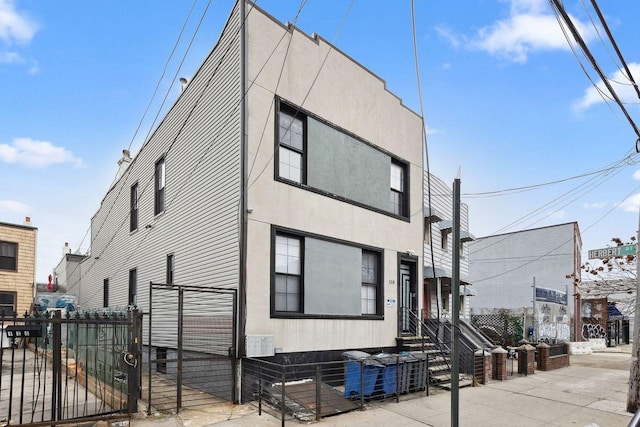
[{"left": 588, "top": 244, "right": 637, "bottom": 260}]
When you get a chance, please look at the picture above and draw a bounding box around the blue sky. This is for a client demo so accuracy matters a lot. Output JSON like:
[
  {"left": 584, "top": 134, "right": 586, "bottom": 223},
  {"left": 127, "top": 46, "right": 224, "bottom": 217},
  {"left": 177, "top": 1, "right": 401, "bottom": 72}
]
[{"left": 2, "top": 0, "right": 640, "bottom": 282}]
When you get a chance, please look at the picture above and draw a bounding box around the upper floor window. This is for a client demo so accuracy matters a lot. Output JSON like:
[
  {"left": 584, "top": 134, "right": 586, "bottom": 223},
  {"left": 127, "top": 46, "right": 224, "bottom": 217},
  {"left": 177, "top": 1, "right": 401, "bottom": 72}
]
[
  {"left": 390, "top": 160, "right": 407, "bottom": 217},
  {"left": 155, "top": 157, "right": 165, "bottom": 215},
  {"left": 277, "top": 106, "right": 305, "bottom": 184},
  {"left": 130, "top": 183, "right": 138, "bottom": 231},
  {"left": 441, "top": 229, "right": 450, "bottom": 251},
  {"left": 0, "top": 242, "right": 17, "bottom": 271},
  {"left": 103, "top": 278, "right": 109, "bottom": 308},
  {"left": 274, "top": 234, "right": 302, "bottom": 313}
]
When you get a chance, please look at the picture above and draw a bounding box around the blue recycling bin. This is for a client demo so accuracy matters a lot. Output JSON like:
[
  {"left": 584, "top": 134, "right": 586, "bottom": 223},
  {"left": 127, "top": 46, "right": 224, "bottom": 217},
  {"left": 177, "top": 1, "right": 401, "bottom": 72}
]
[
  {"left": 343, "top": 351, "right": 381, "bottom": 398},
  {"left": 373, "top": 353, "right": 400, "bottom": 395}
]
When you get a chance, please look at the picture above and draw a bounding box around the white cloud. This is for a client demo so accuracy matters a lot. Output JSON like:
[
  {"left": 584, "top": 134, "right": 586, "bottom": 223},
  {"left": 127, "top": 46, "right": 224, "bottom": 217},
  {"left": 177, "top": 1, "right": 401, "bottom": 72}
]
[
  {"left": 583, "top": 201, "right": 607, "bottom": 209},
  {"left": 0, "top": 50, "right": 21, "bottom": 63},
  {"left": 0, "top": 0, "right": 37, "bottom": 45},
  {"left": 634, "top": 170, "right": 640, "bottom": 181},
  {"left": 618, "top": 193, "right": 640, "bottom": 213},
  {"left": 574, "top": 63, "right": 640, "bottom": 111},
  {"left": 0, "top": 138, "right": 84, "bottom": 168},
  {"left": 438, "top": 0, "right": 597, "bottom": 63},
  {"left": 0, "top": 199, "right": 30, "bottom": 214}
]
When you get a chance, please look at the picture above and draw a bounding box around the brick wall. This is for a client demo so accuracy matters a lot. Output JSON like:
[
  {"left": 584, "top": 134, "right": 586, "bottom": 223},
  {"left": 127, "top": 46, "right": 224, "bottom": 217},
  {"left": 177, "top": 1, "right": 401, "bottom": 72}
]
[{"left": 0, "top": 222, "right": 37, "bottom": 315}]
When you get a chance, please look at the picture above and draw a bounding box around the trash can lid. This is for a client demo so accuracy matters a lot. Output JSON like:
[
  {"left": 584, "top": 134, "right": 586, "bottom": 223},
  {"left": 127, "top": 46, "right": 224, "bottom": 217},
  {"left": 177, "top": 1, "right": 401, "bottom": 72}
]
[{"left": 342, "top": 350, "right": 371, "bottom": 360}]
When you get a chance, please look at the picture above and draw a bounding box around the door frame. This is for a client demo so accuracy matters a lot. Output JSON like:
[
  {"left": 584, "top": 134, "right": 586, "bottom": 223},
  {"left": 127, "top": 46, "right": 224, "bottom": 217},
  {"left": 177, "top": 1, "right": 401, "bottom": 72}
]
[{"left": 397, "top": 254, "right": 419, "bottom": 336}]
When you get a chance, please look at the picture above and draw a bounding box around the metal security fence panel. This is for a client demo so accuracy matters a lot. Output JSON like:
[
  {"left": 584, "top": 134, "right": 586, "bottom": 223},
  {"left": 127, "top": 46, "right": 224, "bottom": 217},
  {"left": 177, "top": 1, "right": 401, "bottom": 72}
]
[
  {"left": 147, "top": 283, "right": 237, "bottom": 413},
  {"left": 242, "top": 354, "right": 430, "bottom": 425},
  {"left": 0, "top": 309, "right": 141, "bottom": 426}
]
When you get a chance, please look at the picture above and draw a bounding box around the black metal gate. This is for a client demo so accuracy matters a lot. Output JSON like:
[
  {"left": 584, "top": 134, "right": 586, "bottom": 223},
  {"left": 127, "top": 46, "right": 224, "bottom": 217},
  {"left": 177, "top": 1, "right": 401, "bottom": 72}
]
[
  {"left": 147, "top": 283, "right": 237, "bottom": 413},
  {"left": 0, "top": 309, "right": 142, "bottom": 426}
]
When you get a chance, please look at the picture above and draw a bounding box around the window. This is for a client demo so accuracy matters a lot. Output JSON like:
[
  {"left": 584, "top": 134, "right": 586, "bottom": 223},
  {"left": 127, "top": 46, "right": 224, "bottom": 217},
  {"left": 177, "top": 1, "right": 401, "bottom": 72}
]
[
  {"left": 277, "top": 106, "right": 305, "bottom": 183},
  {"left": 103, "top": 279, "right": 109, "bottom": 308},
  {"left": 361, "top": 251, "right": 380, "bottom": 315},
  {"left": 441, "top": 230, "right": 450, "bottom": 251},
  {"left": 390, "top": 160, "right": 408, "bottom": 217},
  {"left": 0, "top": 291, "right": 16, "bottom": 315},
  {"left": 130, "top": 183, "right": 138, "bottom": 231},
  {"left": 0, "top": 242, "right": 17, "bottom": 271},
  {"left": 166, "top": 254, "right": 174, "bottom": 285},
  {"left": 155, "top": 157, "right": 165, "bottom": 215},
  {"left": 274, "top": 234, "right": 302, "bottom": 313},
  {"left": 128, "top": 268, "right": 137, "bottom": 305}
]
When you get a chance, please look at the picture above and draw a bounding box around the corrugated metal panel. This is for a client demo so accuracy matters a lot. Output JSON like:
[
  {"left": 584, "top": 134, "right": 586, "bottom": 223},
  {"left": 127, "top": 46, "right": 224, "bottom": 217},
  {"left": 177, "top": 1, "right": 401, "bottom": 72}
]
[{"left": 79, "top": 2, "right": 242, "bottom": 313}]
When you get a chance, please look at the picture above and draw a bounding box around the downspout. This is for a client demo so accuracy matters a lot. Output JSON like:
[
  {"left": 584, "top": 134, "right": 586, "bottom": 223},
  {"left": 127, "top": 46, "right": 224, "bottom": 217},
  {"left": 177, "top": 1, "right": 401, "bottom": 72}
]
[{"left": 237, "top": 0, "right": 248, "bottom": 402}]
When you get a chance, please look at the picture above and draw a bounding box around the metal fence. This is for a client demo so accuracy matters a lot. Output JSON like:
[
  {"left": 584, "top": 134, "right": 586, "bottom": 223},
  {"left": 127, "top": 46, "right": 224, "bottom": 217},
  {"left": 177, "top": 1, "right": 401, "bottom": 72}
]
[
  {"left": 242, "top": 354, "right": 430, "bottom": 425},
  {"left": 146, "top": 283, "right": 237, "bottom": 413},
  {"left": 0, "top": 309, "right": 141, "bottom": 426}
]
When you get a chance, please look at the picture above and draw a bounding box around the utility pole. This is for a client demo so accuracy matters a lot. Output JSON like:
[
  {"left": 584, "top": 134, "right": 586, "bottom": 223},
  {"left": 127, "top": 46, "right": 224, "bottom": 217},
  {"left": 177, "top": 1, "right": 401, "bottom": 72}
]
[
  {"left": 451, "top": 171, "right": 461, "bottom": 427},
  {"left": 627, "top": 207, "right": 640, "bottom": 412}
]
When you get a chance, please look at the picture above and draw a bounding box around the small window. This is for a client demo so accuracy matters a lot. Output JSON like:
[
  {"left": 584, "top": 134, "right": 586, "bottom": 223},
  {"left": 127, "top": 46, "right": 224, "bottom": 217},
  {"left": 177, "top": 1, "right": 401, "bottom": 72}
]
[
  {"left": 0, "top": 241, "right": 17, "bottom": 271},
  {"left": 274, "top": 234, "right": 302, "bottom": 313},
  {"left": 166, "top": 254, "right": 174, "bottom": 285},
  {"left": 277, "top": 106, "right": 305, "bottom": 184},
  {"left": 130, "top": 183, "right": 138, "bottom": 231},
  {"left": 155, "top": 157, "right": 165, "bottom": 215},
  {"left": 103, "top": 278, "right": 109, "bottom": 308},
  {"left": 361, "top": 251, "right": 380, "bottom": 315},
  {"left": 128, "top": 268, "right": 137, "bottom": 306},
  {"left": 0, "top": 291, "right": 16, "bottom": 315},
  {"left": 390, "top": 160, "right": 408, "bottom": 217},
  {"left": 441, "top": 230, "right": 450, "bottom": 251}
]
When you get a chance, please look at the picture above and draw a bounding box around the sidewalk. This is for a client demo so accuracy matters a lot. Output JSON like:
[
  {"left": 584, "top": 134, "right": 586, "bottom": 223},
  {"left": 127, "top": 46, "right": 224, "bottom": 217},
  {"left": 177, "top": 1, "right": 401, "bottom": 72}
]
[{"left": 126, "top": 344, "right": 635, "bottom": 427}]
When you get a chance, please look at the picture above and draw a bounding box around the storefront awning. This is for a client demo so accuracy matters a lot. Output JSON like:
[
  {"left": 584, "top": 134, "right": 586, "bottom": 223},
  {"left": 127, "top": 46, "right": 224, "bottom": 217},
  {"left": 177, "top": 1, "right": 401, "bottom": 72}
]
[{"left": 608, "top": 304, "right": 624, "bottom": 320}]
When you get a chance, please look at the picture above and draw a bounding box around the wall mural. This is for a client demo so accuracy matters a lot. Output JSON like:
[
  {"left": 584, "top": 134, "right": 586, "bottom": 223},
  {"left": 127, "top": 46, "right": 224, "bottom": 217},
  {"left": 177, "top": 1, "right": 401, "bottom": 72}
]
[{"left": 581, "top": 298, "right": 607, "bottom": 340}]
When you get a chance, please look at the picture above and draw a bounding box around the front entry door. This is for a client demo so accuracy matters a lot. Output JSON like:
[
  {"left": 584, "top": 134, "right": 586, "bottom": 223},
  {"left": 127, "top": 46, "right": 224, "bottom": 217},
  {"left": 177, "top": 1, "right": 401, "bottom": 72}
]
[{"left": 399, "top": 258, "right": 418, "bottom": 336}]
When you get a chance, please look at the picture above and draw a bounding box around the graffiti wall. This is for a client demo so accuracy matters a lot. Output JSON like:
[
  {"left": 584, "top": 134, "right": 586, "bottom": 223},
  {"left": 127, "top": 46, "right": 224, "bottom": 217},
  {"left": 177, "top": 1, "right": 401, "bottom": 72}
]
[
  {"left": 535, "top": 302, "right": 570, "bottom": 342},
  {"left": 581, "top": 298, "right": 607, "bottom": 340}
]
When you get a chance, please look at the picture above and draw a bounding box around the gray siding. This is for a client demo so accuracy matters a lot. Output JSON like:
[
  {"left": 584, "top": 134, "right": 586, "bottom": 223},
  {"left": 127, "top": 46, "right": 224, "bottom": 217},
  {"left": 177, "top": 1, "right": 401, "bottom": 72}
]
[
  {"left": 78, "top": 2, "right": 242, "bottom": 315},
  {"left": 304, "top": 238, "right": 361, "bottom": 315},
  {"left": 307, "top": 117, "right": 390, "bottom": 212}
]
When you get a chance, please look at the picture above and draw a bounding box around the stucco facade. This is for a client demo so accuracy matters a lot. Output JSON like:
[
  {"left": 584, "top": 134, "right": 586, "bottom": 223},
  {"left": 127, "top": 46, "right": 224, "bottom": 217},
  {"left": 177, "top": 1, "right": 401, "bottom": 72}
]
[
  {"left": 0, "top": 220, "right": 37, "bottom": 316},
  {"left": 76, "top": 1, "right": 423, "bottom": 358},
  {"left": 468, "top": 222, "right": 582, "bottom": 340}
]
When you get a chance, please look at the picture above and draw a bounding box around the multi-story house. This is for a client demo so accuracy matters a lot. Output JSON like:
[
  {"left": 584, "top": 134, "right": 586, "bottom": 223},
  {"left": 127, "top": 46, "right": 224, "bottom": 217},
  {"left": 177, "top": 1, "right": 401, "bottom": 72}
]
[
  {"left": 0, "top": 218, "right": 37, "bottom": 316},
  {"left": 75, "top": 0, "right": 423, "bottom": 375},
  {"left": 423, "top": 173, "right": 474, "bottom": 321},
  {"left": 468, "top": 222, "right": 582, "bottom": 341}
]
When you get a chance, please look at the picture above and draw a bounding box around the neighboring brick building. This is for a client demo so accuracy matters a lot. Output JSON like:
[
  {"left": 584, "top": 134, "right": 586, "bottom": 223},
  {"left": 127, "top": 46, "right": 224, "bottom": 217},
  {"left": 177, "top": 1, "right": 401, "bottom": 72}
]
[{"left": 0, "top": 218, "right": 37, "bottom": 315}]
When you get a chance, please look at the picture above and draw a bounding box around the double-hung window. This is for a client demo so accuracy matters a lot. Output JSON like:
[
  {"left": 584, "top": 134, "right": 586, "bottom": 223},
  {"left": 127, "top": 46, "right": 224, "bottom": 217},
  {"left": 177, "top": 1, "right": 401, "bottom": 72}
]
[
  {"left": 0, "top": 291, "right": 16, "bottom": 315},
  {"left": 361, "top": 251, "right": 380, "bottom": 315},
  {"left": 155, "top": 157, "right": 165, "bottom": 215},
  {"left": 274, "top": 234, "right": 302, "bottom": 313},
  {"left": 130, "top": 183, "right": 138, "bottom": 231},
  {"left": 277, "top": 106, "right": 305, "bottom": 184},
  {"left": 390, "top": 160, "right": 407, "bottom": 217},
  {"left": 0, "top": 242, "right": 17, "bottom": 271}
]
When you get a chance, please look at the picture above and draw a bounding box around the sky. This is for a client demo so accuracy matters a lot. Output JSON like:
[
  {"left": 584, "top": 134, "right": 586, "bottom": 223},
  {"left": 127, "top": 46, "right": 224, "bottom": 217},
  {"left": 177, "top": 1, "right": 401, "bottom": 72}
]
[{"left": 2, "top": 0, "right": 640, "bottom": 283}]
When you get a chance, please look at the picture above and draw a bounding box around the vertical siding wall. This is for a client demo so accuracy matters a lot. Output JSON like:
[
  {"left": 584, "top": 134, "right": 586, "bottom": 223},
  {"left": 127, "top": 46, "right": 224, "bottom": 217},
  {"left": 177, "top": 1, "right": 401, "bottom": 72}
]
[
  {"left": 0, "top": 223, "right": 36, "bottom": 315},
  {"left": 78, "top": 3, "right": 243, "bottom": 311},
  {"left": 243, "top": 6, "right": 424, "bottom": 353}
]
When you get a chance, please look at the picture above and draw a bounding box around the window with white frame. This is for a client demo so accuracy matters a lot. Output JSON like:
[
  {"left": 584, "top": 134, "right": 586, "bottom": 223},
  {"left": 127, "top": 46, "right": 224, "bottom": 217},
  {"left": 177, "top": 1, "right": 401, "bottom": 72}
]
[
  {"left": 441, "top": 229, "right": 450, "bottom": 251},
  {"left": 361, "top": 250, "right": 380, "bottom": 315},
  {"left": 277, "top": 107, "right": 304, "bottom": 183},
  {"left": 274, "top": 234, "right": 302, "bottom": 312},
  {"left": 390, "top": 160, "right": 407, "bottom": 216}
]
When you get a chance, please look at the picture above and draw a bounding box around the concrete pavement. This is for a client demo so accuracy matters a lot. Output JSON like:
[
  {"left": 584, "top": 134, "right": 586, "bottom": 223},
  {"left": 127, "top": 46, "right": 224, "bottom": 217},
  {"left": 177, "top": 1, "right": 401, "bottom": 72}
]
[{"left": 124, "top": 345, "right": 636, "bottom": 427}]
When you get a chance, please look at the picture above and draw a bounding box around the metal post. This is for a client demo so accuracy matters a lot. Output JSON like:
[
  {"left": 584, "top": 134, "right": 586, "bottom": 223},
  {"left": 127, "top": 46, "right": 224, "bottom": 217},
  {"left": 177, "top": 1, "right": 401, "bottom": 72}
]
[
  {"left": 128, "top": 309, "right": 141, "bottom": 414},
  {"left": 147, "top": 283, "right": 153, "bottom": 414},
  {"left": 532, "top": 277, "right": 537, "bottom": 343},
  {"left": 177, "top": 288, "right": 184, "bottom": 411},
  {"left": 281, "top": 368, "right": 286, "bottom": 427},
  {"left": 315, "top": 365, "right": 322, "bottom": 420},
  {"left": 53, "top": 311, "right": 62, "bottom": 422},
  {"left": 451, "top": 173, "right": 461, "bottom": 427}
]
